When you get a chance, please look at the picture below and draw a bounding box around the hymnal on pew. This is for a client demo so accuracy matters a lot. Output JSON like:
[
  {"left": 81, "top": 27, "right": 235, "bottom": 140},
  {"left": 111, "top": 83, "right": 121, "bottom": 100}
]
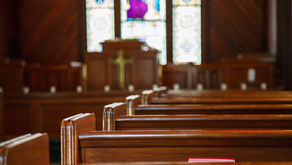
[{"left": 188, "top": 157, "right": 235, "bottom": 163}]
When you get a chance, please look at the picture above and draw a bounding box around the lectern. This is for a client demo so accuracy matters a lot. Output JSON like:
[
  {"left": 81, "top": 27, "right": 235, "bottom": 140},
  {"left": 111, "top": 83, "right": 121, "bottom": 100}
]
[{"left": 85, "top": 39, "right": 159, "bottom": 91}]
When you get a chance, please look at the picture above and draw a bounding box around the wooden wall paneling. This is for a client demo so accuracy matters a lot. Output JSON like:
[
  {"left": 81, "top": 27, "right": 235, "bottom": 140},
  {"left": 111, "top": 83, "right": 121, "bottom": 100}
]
[
  {"left": 207, "top": 0, "right": 267, "bottom": 62},
  {"left": 0, "top": 61, "right": 24, "bottom": 93},
  {"left": 0, "top": 92, "right": 3, "bottom": 141},
  {"left": 0, "top": 0, "right": 19, "bottom": 59},
  {"left": 18, "top": 0, "right": 80, "bottom": 64},
  {"left": 24, "top": 64, "right": 82, "bottom": 92},
  {"left": 276, "top": 0, "right": 292, "bottom": 90}
]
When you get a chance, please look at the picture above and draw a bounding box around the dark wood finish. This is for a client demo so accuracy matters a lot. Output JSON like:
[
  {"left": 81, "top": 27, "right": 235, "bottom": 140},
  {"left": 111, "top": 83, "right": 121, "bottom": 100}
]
[
  {"left": 78, "top": 161, "right": 292, "bottom": 165},
  {"left": 207, "top": 0, "right": 267, "bottom": 62},
  {"left": 0, "top": 133, "right": 50, "bottom": 165},
  {"left": 79, "top": 131, "right": 292, "bottom": 163},
  {"left": 61, "top": 113, "right": 96, "bottom": 165},
  {"left": 143, "top": 90, "right": 292, "bottom": 105},
  {"left": 162, "top": 62, "right": 274, "bottom": 90},
  {"left": 150, "top": 97, "right": 292, "bottom": 105},
  {"left": 0, "top": 92, "right": 3, "bottom": 141},
  {"left": 18, "top": 0, "right": 79, "bottom": 64},
  {"left": 136, "top": 104, "right": 292, "bottom": 115},
  {"left": 104, "top": 102, "right": 292, "bottom": 131},
  {"left": 80, "top": 130, "right": 292, "bottom": 162},
  {"left": 276, "top": 0, "right": 292, "bottom": 90},
  {"left": 62, "top": 113, "right": 292, "bottom": 163},
  {"left": 86, "top": 40, "right": 158, "bottom": 90},
  {"left": 3, "top": 91, "right": 139, "bottom": 139},
  {"left": 163, "top": 90, "right": 292, "bottom": 98},
  {"left": 24, "top": 63, "right": 82, "bottom": 92},
  {"left": 0, "top": 60, "right": 24, "bottom": 93},
  {"left": 0, "top": 0, "right": 19, "bottom": 59},
  {"left": 115, "top": 114, "right": 292, "bottom": 130}
]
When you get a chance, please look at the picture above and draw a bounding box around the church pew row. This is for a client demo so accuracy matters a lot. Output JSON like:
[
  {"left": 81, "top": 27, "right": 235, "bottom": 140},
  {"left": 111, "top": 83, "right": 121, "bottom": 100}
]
[
  {"left": 3, "top": 91, "right": 140, "bottom": 139},
  {"left": 164, "top": 90, "right": 292, "bottom": 98},
  {"left": 0, "top": 133, "right": 49, "bottom": 165},
  {"left": 141, "top": 90, "right": 292, "bottom": 105},
  {"left": 125, "top": 94, "right": 292, "bottom": 116},
  {"left": 103, "top": 103, "right": 292, "bottom": 131},
  {"left": 61, "top": 113, "right": 292, "bottom": 164}
]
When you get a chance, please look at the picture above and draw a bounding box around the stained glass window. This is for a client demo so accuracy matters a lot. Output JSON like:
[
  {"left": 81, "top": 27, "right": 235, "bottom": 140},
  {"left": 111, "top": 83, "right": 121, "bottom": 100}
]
[
  {"left": 86, "top": 0, "right": 115, "bottom": 52},
  {"left": 121, "top": 0, "right": 167, "bottom": 64},
  {"left": 173, "top": 0, "right": 201, "bottom": 65}
]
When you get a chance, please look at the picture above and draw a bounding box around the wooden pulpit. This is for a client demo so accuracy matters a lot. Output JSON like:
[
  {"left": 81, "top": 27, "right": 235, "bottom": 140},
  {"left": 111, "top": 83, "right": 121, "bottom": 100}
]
[{"left": 85, "top": 39, "right": 159, "bottom": 91}]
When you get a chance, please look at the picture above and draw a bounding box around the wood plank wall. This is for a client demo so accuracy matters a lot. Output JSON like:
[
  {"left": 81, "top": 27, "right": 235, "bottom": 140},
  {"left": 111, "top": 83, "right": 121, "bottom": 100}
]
[
  {"left": 18, "top": 0, "right": 80, "bottom": 64},
  {"left": 0, "top": 0, "right": 19, "bottom": 59},
  {"left": 206, "top": 0, "right": 267, "bottom": 62},
  {"left": 9, "top": 0, "right": 269, "bottom": 64}
]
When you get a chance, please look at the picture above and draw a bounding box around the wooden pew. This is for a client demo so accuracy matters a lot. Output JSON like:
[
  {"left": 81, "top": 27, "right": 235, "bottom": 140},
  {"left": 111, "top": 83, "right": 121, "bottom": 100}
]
[
  {"left": 103, "top": 103, "right": 292, "bottom": 131},
  {"left": 135, "top": 104, "right": 292, "bottom": 115},
  {"left": 141, "top": 90, "right": 292, "bottom": 105},
  {"left": 0, "top": 133, "right": 49, "bottom": 165},
  {"left": 125, "top": 94, "right": 292, "bottom": 116},
  {"left": 62, "top": 113, "right": 292, "bottom": 164},
  {"left": 3, "top": 91, "right": 140, "bottom": 139},
  {"left": 164, "top": 90, "right": 292, "bottom": 98}
]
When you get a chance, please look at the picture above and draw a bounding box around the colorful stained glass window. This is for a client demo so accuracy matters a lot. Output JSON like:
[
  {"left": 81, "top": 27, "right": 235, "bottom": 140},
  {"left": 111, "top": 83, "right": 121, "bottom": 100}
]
[
  {"left": 86, "top": 0, "right": 115, "bottom": 52},
  {"left": 121, "top": 0, "right": 167, "bottom": 64},
  {"left": 173, "top": 0, "right": 201, "bottom": 64}
]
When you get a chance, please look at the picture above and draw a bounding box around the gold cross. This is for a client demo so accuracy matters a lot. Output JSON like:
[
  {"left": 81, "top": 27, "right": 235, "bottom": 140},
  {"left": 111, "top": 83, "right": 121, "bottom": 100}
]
[{"left": 112, "top": 50, "right": 133, "bottom": 89}]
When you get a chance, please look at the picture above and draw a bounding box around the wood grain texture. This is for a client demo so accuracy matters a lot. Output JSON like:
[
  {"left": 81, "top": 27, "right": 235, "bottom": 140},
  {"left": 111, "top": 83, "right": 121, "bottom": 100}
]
[
  {"left": 18, "top": 0, "right": 79, "bottom": 64},
  {"left": 206, "top": 0, "right": 267, "bottom": 61}
]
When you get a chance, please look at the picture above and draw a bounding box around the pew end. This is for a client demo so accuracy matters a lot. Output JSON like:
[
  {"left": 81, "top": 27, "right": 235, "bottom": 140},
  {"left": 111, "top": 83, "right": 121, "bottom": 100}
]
[
  {"left": 0, "top": 133, "right": 49, "bottom": 165},
  {"left": 61, "top": 113, "right": 96, "bottom": 164},
  {"left": 103, "top": 102, "right": 126, "bottom": 131},
  {"left": 142, "top": 90, "right": 155, "bottom": 105},
  {"left": 126, "top": 95, "right": 141, "bottom": 115}
]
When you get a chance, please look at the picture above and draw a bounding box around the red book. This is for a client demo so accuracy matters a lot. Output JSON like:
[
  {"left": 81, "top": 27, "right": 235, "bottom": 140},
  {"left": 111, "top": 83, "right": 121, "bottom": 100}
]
[{"left": 188, "top": 157, "right": 235, "bottom": 163}]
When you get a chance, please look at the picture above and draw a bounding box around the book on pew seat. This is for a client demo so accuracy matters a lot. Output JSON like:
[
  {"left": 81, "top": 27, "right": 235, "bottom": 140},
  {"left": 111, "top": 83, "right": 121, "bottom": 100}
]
[{"left": 188, "top": 157, "right": 235, "bottom": 163}]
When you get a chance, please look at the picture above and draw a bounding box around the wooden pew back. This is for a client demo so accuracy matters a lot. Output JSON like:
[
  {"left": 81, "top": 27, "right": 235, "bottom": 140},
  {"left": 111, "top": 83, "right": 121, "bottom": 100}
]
[
  {"left": 64, "top": 113, "right": 292, "bottom": 163},
  {"left": 106, "top": 102, "right": 292, "bottom": 131},
  {"left": 78, "top": 131, "right": 292, "bottom": 162},
  {"left": 61, "top": 113, "right": 96, "bottom": 165},
  {"left": 115, "top": 114, "right": 292, "bottom": 130},
  {"left": 103, "top": 103, "right": 126, "bottom": 131},
  {"left": 0, "top": 133, "right": 49, "bottom": 165},
  {"left": 135, "top": 104, "right": 292, "bottom": 115}
]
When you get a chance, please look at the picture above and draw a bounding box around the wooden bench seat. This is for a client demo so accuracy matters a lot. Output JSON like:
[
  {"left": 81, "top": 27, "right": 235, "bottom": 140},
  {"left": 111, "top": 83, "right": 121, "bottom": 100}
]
[
  {"left": 0, "top": 133, "right": 49, "bottom": 165},
  {"left": 61, "top": 113, "right": 292, "bottom": 163}
]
